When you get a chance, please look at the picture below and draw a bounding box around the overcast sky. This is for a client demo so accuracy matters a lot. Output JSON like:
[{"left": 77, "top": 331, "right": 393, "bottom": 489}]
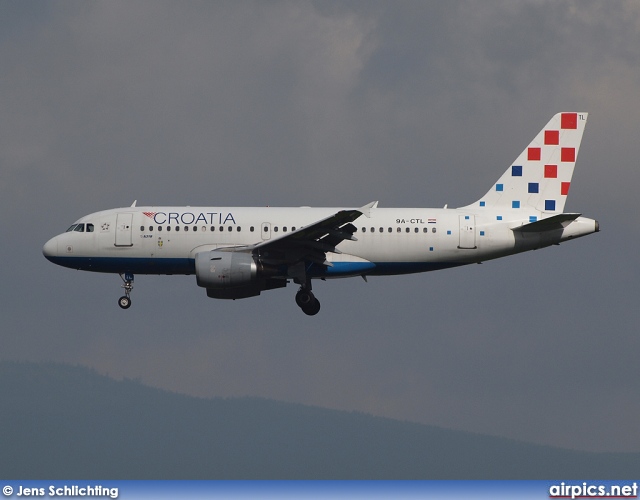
[{"left": 2, "top": 0, "right": 640, "bottom": 453}]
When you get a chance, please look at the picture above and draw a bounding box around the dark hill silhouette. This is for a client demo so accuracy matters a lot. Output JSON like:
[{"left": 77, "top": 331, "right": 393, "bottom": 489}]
[{"left": 0, "top": 361, "right": 637, "bottom": 479}]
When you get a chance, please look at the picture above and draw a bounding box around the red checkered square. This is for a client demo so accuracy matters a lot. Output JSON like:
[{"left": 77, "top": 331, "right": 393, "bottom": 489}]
[
  {"left": 544, "top": 130, "right": 559, "bottom": 145},
  {"left": 561, "top": 182, "right": 570, "bottom": 195},
  {"left": 544, "top": 164, "right": 557, "bottom": 178},
  {"left": 561, "top": 147, "right": 575, "bottom": 162},
  {"left": 528, "top": 147, "right": 541, "bottom": 161},
  {"left": 561, "top": 113, "right": 577, "bottom": 129}
]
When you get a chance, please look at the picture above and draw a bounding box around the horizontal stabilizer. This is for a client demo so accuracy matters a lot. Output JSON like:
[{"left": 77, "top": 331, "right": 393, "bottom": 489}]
[{"left": 512, "top": 213, "right": 581, "bottom": 233}]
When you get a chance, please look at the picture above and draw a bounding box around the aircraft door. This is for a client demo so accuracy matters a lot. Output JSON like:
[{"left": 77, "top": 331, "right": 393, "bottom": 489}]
[
  {"left": 261, "top": 222, "right": 271, "bottom": 240},
  {"left": 458, "top": 215, "right": 476, "bottom": 249},
  {"left": 115, "top": 213, "right": 134, "bottom": 247}
]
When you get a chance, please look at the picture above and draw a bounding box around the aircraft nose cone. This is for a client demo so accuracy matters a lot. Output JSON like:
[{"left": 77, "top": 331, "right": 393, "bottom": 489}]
[{"left": 43, "top": 237, "right": 58, "bottom": 261}]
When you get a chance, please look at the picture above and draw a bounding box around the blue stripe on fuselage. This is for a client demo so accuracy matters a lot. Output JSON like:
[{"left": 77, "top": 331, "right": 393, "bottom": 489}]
[
  {"left": 45, "top": 256, "right": 463, "bottom": 277},
  {"left": 44, "top": 256, "right": 195, "bottom": 275},
  {"left": 308, "top": 261, "right": 462, "bottom": 277}
]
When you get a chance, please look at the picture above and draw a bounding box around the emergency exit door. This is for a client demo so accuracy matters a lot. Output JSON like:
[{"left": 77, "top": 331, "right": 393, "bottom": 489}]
[{"left": 458, "top": 215, "right": 476, "bottom": 249}]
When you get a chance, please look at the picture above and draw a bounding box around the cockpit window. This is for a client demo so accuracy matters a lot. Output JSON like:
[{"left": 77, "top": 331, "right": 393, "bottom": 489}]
[{"left": 66, "top": 223, "right": 93, "bottom": 233}]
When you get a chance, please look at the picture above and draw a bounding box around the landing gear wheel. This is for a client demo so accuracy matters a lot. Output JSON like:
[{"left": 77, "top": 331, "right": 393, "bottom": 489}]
[
  {"left": 118, "top": 273, "right": 134, "bottom": 310},
  {"left": 301, "top": 298, "right": 321, "bottom": 316},
  {"left": 296, "top": 289, "right": 314, "bottom": 308},
  {"left": 296, "top": 288, "right": 321, "bottom": 315}
]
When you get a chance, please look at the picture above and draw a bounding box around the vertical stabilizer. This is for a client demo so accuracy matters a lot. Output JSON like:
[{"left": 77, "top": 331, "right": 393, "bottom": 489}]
[{"left": 462, "top": 112, "right": 588, "bottom": 215}]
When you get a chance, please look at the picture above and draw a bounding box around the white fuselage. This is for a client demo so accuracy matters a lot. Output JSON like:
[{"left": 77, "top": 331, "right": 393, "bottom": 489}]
[{"left": 43, "top": 205, "right": 598, "bottom": 279}]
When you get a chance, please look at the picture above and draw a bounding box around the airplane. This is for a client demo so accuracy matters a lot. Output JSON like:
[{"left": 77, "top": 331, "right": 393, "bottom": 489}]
[{"left": 43, "top": 112, "right": 598, "bottom": 315}]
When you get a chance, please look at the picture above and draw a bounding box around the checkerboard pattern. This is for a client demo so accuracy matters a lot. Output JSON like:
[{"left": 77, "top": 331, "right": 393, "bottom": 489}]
[{"left": 467, "top": 112, "right": 587, "bottom": 216}]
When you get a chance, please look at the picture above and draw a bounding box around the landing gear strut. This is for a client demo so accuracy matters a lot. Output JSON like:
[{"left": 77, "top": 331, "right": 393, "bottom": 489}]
[
  {"left": 295, "top": 285, "right": 320, "bottom": 316},
  {"left": 118, "top": 273, "right": 134, "bottom": 309}
]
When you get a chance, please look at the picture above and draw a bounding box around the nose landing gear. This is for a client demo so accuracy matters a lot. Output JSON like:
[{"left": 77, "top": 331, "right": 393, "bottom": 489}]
[
  {"left": 295, "top": 286, "right": 320, "bottom": 316},
  {"left": 118, "top": 273, "right": 134, "bottom": 309}
]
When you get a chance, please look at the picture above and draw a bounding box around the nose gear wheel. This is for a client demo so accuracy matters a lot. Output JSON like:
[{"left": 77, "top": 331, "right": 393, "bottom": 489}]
[{"left": 118, "top": 273, "right": 134, "bottom": 309}]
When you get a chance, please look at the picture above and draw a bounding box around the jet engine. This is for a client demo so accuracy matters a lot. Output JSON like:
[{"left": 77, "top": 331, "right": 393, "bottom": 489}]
[{"left": 195, "top": 250, "right": 285, "bottom": 299}]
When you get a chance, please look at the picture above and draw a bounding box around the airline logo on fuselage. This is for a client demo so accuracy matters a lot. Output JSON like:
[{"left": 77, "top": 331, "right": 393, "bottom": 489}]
[{"left": 142, "top": 211, "right": 236, "bottom": 225}]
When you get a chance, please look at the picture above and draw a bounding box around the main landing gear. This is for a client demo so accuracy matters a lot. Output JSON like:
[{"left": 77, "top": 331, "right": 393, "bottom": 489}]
[
  {"left": 295, "top": 286, "right": 321, "bottom": 316},
  {"left": 118, "top": 273, "right": 134, "bottom": 309}
]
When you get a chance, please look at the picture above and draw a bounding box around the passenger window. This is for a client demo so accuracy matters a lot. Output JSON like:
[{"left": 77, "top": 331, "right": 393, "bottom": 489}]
[
  {"left": 176, "top": 226, "right": 180, "bottom": 232},
  {"left": 388, "top": 227, "right": 392, "bottom": 233},
  {"left": 86, "top": 224, "right": 94, "bottom": 232},
  {"left": 283, "top": 227, "right": 287, "bottom": 232},
  {"left": 250, "top": 226, "right": 255, "bottom": 232},
  {"left": 221, "top": 226, "right": 225, "bottom": 232},
  {"left": 211, "top": 226, "right": 215, "bottom": 232},
  {"left": 158, "top": 226, "right": 162, "bottom": 232},
  {"left": 193, "top": 226, "right": 198, "bottom": 232},
  {"left": 362, "top": 228, "right": 366, "bottom": 233},
  {"left": 140, "top": 226, "right": 145, "bottom": 231},
  {"left": 228, "top": 226, "right": 232, "bottom": 232},
  {"left": 423, "top": 228, "right": 428, "bottom": 233},
  {"left": 292, "top": 227, "right": 296, "bottom": 231},
  {"left": 263, "top": 226, "right": 268, "bottom": 232},
  {"left": 370, "top": 227, "right": 375, "bottom": 233},
  {"left": 149, "top": 226, "right": 153, "bottom": 231},
  {"left": 167, "top": 226, "right": 171, "bottom": 232},
  {"left": 397, "top": 227, "right": 401, "bottom": 233},
  {"left": 237, "top": 227, "right": 241, "bottom": 232},
  {"left": 415, "top": 228, "right": 419, "bottom": 233},
  {"left": 74, "top": 224, "right": 85, "bottom": 232},
  {"left": 184, "top": 226, "right": 189, "bottom": 232},
  {"left": 432, "top": 227, "right": 437, "bottom": 233},
  {"left": 274, "top": 227, "right": 279, "bottom": 232},
  {"left": 406, "top": 228, "right": 410, "bottom": 233}
]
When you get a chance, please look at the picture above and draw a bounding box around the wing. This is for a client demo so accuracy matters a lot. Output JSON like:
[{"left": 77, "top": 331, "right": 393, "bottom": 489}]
[{"left": 243, "top": 202, "right": 377, "bottom": 271}]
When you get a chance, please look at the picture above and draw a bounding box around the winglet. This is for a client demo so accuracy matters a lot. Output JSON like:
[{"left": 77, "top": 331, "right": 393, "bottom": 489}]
[
  {"left": 131, "top": 200, "right": 137, "bottom": 207},
  {"left": 359, "top": 201, "right": 378, "bottom": 218}
]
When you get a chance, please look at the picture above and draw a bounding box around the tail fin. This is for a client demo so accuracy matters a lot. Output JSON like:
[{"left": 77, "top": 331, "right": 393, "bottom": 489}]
[{"left": 463, "top": 112, "right": 588, "bottom": 215}]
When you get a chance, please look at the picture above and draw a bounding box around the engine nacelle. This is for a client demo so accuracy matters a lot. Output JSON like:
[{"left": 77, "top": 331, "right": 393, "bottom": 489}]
[{"left": 195, "top": 250, "right": 257, "bottom": 289}]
